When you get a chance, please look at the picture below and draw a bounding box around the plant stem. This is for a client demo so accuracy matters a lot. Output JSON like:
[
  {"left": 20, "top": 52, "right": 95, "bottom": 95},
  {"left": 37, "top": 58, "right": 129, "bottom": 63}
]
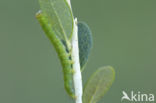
[
  {"left": 71, "top": 18, "right": 83, "bottom": 103},
  {"left": 66, "top": 0, "right": 83, "bottom": 102},
  {"left": 66, "top": 0, "right": 71, "bottom": 8}
]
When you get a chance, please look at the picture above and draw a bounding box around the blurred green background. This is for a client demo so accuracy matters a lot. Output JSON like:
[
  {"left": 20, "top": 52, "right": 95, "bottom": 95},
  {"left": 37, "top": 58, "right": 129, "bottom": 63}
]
[{"left": 0, "top": 0, "right": 156, "bottom": 103}]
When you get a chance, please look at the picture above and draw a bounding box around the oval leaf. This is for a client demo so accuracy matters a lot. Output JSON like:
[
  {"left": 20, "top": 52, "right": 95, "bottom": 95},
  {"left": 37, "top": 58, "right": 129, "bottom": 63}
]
[
  {"left": 78, "top": 22, "right": 93, "bottom": 71},
  {"left": 39, "top": 0, "right": 74, "bottom": 41},
  {"left": 83, "top": 66, "right": 115, "bottom": 103}
]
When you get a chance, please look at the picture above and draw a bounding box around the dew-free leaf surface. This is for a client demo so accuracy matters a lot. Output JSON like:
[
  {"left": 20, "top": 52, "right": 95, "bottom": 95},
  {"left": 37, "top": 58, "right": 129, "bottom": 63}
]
[
  {"left": 39, "top": 0, "right": 74, "bottom": 42},
  {"left": 78, "top": 22, "right": 93, "bottom": 71},
  {"left": 83, "top": 66, "right": 115, "bottom": 103}
]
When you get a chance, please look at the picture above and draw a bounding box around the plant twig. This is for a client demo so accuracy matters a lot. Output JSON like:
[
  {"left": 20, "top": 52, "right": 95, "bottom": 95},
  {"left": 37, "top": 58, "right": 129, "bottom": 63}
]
[
  {"left": 66, "top": 0, "right": 71, "bottom": 8},
  {"left": 67, "top": 0, "right": 83, "bottom": 102},
  {"left": 71, "top": 18, "right": 83, "bottom": 103}
]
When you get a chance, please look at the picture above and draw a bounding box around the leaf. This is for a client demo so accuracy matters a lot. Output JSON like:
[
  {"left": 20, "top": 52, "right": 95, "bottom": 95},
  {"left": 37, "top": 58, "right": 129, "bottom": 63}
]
[
  {"left": 39, "top": 0, "right": 74, "bottom": 42},
  {"left": 83, "top": 66, "right": 115, "bottom": 103},
  {"left": 78, "top": 22, "right": 93, "bottom": 71}
]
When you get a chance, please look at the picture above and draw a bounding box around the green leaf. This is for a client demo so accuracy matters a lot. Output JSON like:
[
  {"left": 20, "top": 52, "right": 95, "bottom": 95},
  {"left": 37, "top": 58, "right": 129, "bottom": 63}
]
[
  {"left": 39, "top": 0, "right": 74, "bottom": 42},
  {"left": 78, "top": 22, "right": 93, "bottom": 71},
  {"left": 83, "top": 66, "right": 115, "bottom": 103}
]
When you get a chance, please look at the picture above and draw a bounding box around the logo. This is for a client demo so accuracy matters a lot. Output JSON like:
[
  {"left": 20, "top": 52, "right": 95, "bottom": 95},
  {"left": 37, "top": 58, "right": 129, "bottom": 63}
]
[{"left": 121, "top": 91, "right": 155, "bottom": 102}]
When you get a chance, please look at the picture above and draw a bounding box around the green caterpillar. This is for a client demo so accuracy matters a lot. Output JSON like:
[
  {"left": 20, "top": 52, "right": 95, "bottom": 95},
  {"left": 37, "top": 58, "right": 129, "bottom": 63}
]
[{"left": 36, "top": 11, "right": 75, "bottom": 98}]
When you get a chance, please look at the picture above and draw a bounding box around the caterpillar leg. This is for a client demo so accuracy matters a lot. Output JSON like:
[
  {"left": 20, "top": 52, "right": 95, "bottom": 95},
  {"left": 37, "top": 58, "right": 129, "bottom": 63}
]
[
  {"left": 70, "top": 60, "right": 75, "bottom": 64},
  {"left": 70, "top": 69, "right": 76, "bottom": 74}
]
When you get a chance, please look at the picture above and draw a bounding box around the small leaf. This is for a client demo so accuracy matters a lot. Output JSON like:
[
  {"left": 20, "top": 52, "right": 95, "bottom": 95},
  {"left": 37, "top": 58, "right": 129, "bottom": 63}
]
[
  {"left": 39, "top": 0, "right": 74, "bottom": 41},
  {"left": 83, "top": 66, "right": 115, "bottom": 103},
  {"left": 78, "top": 22, "right": 93, "bottom": 71}
]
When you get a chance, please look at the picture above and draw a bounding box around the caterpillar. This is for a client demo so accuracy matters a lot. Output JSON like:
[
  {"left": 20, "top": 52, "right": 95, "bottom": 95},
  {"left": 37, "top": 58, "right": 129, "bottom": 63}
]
[{"left": 36, "top": 11, "right": 75, "bottom": 98}]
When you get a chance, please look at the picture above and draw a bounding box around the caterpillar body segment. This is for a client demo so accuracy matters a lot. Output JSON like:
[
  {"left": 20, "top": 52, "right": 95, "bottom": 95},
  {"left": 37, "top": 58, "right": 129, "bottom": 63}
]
[{"left": 36, "top": 11, "right": 75, "bottom": 98}]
